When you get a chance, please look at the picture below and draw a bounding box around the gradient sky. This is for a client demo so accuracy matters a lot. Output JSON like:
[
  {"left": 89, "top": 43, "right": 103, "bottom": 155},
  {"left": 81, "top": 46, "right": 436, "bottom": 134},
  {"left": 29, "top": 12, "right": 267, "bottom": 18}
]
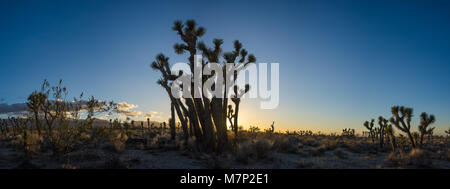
[{"left": 1, "top": 0, "right": 450, "bottom": 134}]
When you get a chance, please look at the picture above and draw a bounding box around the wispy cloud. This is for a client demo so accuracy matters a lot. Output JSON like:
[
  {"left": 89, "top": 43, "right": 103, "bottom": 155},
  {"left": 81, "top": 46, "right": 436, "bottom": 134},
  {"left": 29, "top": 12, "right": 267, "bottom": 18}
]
[{"left": 113, "top": 102, "right": 142, "bottom": 118}]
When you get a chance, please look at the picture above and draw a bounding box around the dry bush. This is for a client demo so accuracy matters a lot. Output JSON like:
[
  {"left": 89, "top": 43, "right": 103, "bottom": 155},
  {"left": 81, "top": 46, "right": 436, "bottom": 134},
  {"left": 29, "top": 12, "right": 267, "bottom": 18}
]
[
  {"left": 178, "top": 137, "right": 199, "bottom": 153},
  {"left": 12, "top": 132, "right": 43, "bottom": 154},
  {"left": 311, "top": 143, "right": 332, "bottom": 157},
  {"left": 406, "top": 149, "right": 431, "bottom": 167},
  {"left": 272, "top": 135, "right": 299, "bottom": 153},
  {"left": 61, "top": 164, "right": 77, "bottom": 169},
  {"left": 301, "top": 137, "right": 321, "bottom": 147},
  {"left": 436, "top": 150, "right": 450, "bottom": 161},
  {"left": 296, "top": 160, "right": 316, "bottom": 168},
  {"left": 334, "top": 148, "right": 349, "bottom": 159},
  {"left": 64, "top": 149, "right": 104, "bottom": 162},
  {"left": 103, "top": 154, "right": 128, "bottom": 169},
  {"left": 345, "top": 140, "right": 373, "bottom": 154},
  {"left": 385, "top": 149, "right": 432, "bottom": 168},
  {"left": 235, "top": 138, "right": 272, "bottom": 164},
  {"left": 104, "top": 130, "right": 128, "bottom": 153}
]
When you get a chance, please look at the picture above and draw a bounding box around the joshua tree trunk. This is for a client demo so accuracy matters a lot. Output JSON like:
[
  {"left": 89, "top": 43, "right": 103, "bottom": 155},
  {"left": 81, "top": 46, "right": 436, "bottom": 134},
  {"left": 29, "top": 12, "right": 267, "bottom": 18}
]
[
  {"left": 233, "top": 101, "right": 240, "bottom": 137},
  {"left": 167, "top": 89, "right": 189, "bottom": 141},
  {"left": 406, "top": 132, "right": 415, "bottom": 148},
  {"left": 185, "top": 98, "right": 202, "bottom": 139},
  {"left": 170, "top": 102, "right": 176, "bottom": 141},
  {"left": 212, "top": 97, "right": 228, "bottom": 152},
  {"left": 389, "top": 135, "right": 396, "bottom": 151}
]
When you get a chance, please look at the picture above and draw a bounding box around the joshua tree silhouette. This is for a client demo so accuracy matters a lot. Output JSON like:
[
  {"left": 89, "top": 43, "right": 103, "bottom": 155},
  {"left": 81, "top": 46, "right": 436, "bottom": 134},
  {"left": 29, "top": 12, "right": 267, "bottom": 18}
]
[
  {"left": 418, "top": 112, "right": 435, "bottom": 148},
  {"left": 389, "top": 106, "right": 416, "bottom": 148}
]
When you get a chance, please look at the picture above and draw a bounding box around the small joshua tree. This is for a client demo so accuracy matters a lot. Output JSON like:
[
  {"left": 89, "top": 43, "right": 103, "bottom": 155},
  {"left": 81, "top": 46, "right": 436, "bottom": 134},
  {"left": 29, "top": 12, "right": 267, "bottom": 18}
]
[
  {"left": 147, "top": 118, "right": 151, "bottom": 133},
  {"left": 418, "top": 112, "right": 435, "bottom": 148},
  {"left": 378, "top": 116, "right": 389, "bottom": 148},
  {"left": 412, "top": 132, "right": 419, "bottom": 147},
  {"left": 389, "top": 106, "right": 416, "bottom": 148},
  {"left": 445, "top": 127, "right": 450, "bottom": 137},
  {"left": 384, "top": 124, "right": 396, "bottom": 151},
  {"left": 363, "top": 119, "right": 375, "bottom": 143},
  {"left": 270, "top": 121, "right": 275, "bottom": 133},
  {"left": 342, "top": 128, "right": 355, "bottom": 137}
]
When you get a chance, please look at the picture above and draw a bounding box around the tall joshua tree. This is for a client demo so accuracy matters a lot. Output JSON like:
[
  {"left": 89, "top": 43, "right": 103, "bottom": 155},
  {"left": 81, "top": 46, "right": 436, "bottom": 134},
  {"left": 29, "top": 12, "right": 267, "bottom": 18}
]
[
  {"left": 389, "top": 106, "right": 416, "bottom": 148},
  {"left": 418, "top": 112, "right": 435, "bottom": 148},
  {"left": 151, "top": 20, "right": 256, "bottom": 152},
  {"left": 151, "top": 54, "right": 189, "bottom": 141}
]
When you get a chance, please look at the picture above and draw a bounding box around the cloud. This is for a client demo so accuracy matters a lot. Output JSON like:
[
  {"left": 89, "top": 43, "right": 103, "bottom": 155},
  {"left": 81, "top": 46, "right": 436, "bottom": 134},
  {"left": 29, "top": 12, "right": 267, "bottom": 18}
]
[
  {"left": 0, "top": 101, "right": 146, "bottom": 120},
  {"left": 143, "top": 111, "right": 165, "bottom": 121},
  {"left": 97, "top": 114, "right": 111, "bottom": 120},
  {"left": 0, "top": 103, "right": 27, "bottom": 114},
  {"left": 0, "top": 100, "right": 108, "bottom": 117},
  {"left": 113, "top": 102, "right": 142, "bottom": 118}
]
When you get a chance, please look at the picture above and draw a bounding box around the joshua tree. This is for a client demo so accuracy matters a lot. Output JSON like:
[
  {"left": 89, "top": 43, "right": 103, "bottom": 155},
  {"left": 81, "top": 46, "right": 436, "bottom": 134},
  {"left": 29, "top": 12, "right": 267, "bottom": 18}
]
[
  {"left": 227, "top": 105, "right": 234, "bottom": 131},
  {"left": 26, "top": 90, "right": 46, "bottom": 135},
  {"left": 151, "top": 54, "right": 189, "bottom": 141},
  {"left": 389, "top": 106, "right": 416, "bottom": 148},
  {"left": 270, "top": 121, "right": 275, "bottom": 133},
  {"left": 426, "top": 127, "right": 434, "bottom": 143},
  {"left": 384, "top": 124, "right": 396, "bottom": 151},
  {"left": 418, "top": 112, "right": 435, "bottom": 148},
  {"left": 147, "top": 118, "right": 151, "bottom": 133},
  {"left": 342, "top": 128, "right": 355, "bottom": 137},
  {"left": 363, "top": 119, "right": 375, "bottom": 143},
  {"left": 445, "top": 127, "right": 450, "bottom": 137},
  {"left": 377, "top": 116, "right": 389, "bottom": 148},
  {"left": 151, "top": 20, "right": 256, "bottom": 152},
  {"left": 412, "top": 131, "right": 419, "bottom": 147}
]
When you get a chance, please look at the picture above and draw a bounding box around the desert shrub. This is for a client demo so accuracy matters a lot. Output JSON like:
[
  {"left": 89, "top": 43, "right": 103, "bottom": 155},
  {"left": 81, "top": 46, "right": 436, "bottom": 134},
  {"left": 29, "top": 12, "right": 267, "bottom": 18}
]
[
  {"left": 436, "top": 150, "right": 450, "bottom": 161},
  {"left": 333, "top": 148, "right": 349, "bottom": 159},
  {"left": 61, "top": 164, "right": 77, "bottom": 169},
  {"left": 345, "top": 141, "right": 371, "bottom": 154},
  {"left": 385, "top": 149, "right": 432, "bottom": 168},
  {"left": 105, "top": 130, "right": 128, "bottom": 153},
  {"left": 205, "top": 154, "right": 227, "bottom": 169},
  {"left": 254, "top": 139, "right": 272, "bottom": 158},
  {"left": 296, "top": 160, "right": 315, "bottom": 168},
  {"left": 12, "top": 132, "right": 43, "bottom": 155},
  {"left": 272, "top": 135, "right": 299, "bottom": 153},
  {"left": 103, "top": 154, "right": 128, "bottom": 169},
  {"left": 302, "top": 137, "right": 320, "bottom": 147},
  {"left": 405, "top": 149, "right": 431, "bottom": 167},
  {"left": 153, "top": 134, "right": 170, "bottom": 148},
  {"left": 235, "top": 139, "right": 272, "bottom": 164},
  {"left": 312, "top": 144, "right": 328, "bottom": 156},
  {"left": 179, "top": 137, "right": 201, "bottom": 153}
]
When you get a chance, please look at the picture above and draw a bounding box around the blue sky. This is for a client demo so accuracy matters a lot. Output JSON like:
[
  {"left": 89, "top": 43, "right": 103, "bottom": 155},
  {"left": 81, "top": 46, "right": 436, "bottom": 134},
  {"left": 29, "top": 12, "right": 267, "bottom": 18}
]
[{"left": 1, "top": 0, "right": 450, "bottom": 134}]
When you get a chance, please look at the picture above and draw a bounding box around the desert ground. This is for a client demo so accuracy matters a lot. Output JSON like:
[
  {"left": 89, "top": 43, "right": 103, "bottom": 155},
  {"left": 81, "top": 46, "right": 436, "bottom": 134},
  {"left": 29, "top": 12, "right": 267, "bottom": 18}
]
[{"left": 0, "top": 121, "right": 448, "bottom": 169}]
